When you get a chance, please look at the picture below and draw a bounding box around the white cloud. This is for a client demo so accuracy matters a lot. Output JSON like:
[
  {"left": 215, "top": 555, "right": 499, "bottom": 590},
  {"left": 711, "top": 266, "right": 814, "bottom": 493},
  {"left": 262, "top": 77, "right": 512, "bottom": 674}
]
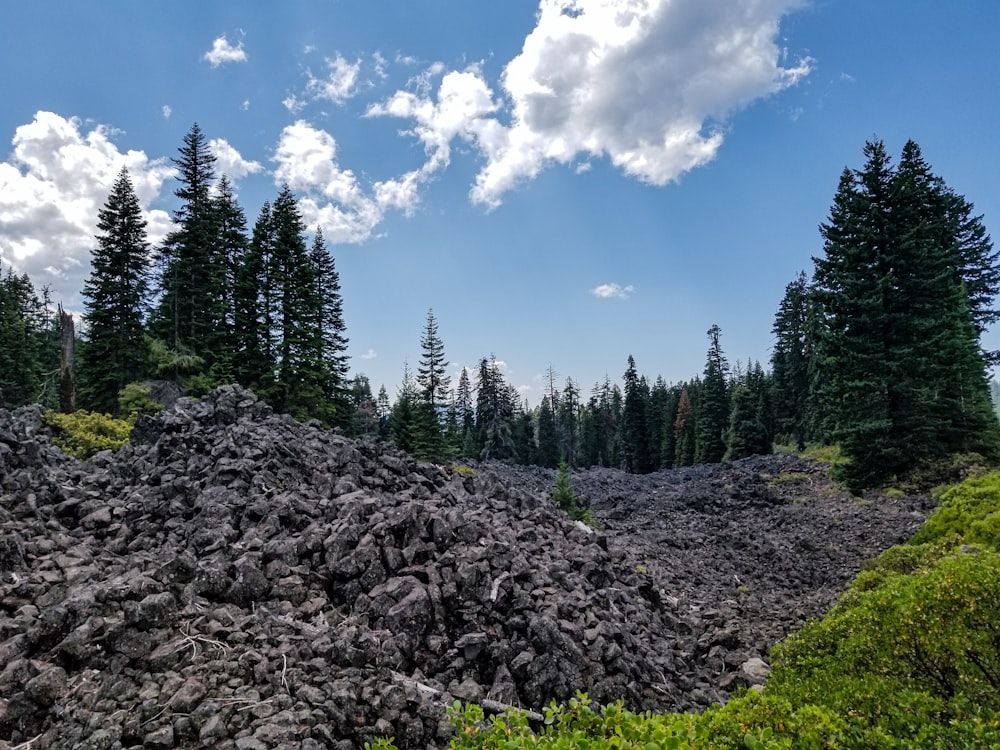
[
  {"left": 591, "top": 282, "right": 635, "bottom": 299},
  {"left": 360, "top": 348, "right": 378, "bottom": 360},
  {"left": 367, "top": 65, "right": 500, "bottom": 179},
  {"left": 208, "top": 138, "right": 262, "bottom": 181},
  {"left": 273, "top": 120, "right": 422, "bottom": 243},
  {"left": 162, "top": 105, "right": 172, "bottom": 119},
  {"left": 241, "top": 99, "right": 250, "bottom": 111},
  {"left": 306, "top": 55, "right": 361, "bottom": 104},
  {"left": 0, "top": 111, "right": 173, "bottom": 306},
  {"left": 371, "top": 0, "right": 810, "bottom": 207},
  {"left": 203, "top": 35, "right": 247, "bottom": 67}
]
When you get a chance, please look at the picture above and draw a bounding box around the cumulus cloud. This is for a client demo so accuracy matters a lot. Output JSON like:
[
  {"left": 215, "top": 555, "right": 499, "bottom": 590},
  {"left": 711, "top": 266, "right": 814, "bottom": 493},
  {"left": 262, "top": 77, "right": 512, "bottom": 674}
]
[
  {"left": 360, "top": 348, "right": 378, "bottom": 360},
  {"left": 0, "top": 111, "right": 174, "bottom": 306},
  {"left": 162, "top": 105, "right": 172, "bottom": 119},
  {"left": 203, "top": 35, "right": 247, "bottom": 67},
  {"left": 208, "top": 138, "right": 263, "bottom": 181},
  {"left": 272, "top": 120, "right": 423, "bottom": 243},
  {"left": 370, "top": 0, "right": 810, "bottom": 207},
  {"left": 591, "top": 282, "right": 635, "bottom": 299}
]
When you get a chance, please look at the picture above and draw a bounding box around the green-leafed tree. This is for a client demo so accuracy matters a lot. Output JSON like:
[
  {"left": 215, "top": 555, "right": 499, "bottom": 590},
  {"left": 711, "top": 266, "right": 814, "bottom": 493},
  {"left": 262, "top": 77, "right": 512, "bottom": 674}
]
[
  {"left": 536, "top": 395, "right": 560, "bottom": 468},
  {"left": 771, "top": 270, "right": 812, "bottom": 449},
  {"left": 674, "top": 385, "right": 697, "bottom": 467},
  {"left": 270, "top": 185, "right": 320, "bottom": 417},
  {"left": 307, "top": 229, "right": 352, "bottom": 427},
  {"left": 208, "top": 175, "right": 250, "bottom": 383},
  {"left": 390, "top": 361, "right": 419, "bottom": 454},
  {"left": 557, "top": 376, "right": 580, "bottom": 467},
  {"left": 696, "top": 325, "right": 730, "bottom": 464},
  {"left": 414, "top": 308, "right": 449, "bottom": 461},
  {"left": 233, "top": 201, "right": 277, "bottom": 395},
  {"left": 475, "top": 354, "right": 515, "bottom": 460},
  {"left": 813, "top": 139, "right": 999, "bottom": 489},
  {"left": 78, "top": 168, "right": 152, "bottom": 414},
  {"left": 454, "top": 367, "right": 475, "bottom": 455},
  {"left": 151, "top": 123, "right": 222, "bottom": 373},
  {"left": 621, "top": 355, "right": 651, "bottom": 473},
  {"left": 0, "top": 267, "right": 55, "bottom": 409}
]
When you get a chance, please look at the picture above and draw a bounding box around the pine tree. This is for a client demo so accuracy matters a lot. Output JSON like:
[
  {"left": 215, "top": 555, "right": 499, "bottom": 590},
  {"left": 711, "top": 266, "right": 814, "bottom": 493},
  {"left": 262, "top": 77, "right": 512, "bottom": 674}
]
[
  {"left": 307, "top": 229, "right": 351, "bottom": 426},
  {"left": 674, "top": 386, "right": 697, "bottom": 467},
  {"left": 270, "top": 185, "right": 319, "bottom": 416},
  {"left": 475, "top": 355, "right": 515, "bottom": 460},
  {"left": 696, "top": 325, "right": 730, "bottom": 464},
  {"left": 208, "top": 175, "right": 250, "bottom": 382},
  {"left": 813, "top": 139, "right": 1000, "bottom": 489},
  {"left": 454, "top": 367, "right": 475, "bottom": 454},
  {"left": 151, "top": 123, "right": 221, "bottom": 368},
  {"left": 557, "top": 377, "right": 580, "bottom": 466},
  {"left": 234, "top": 201, "right": 277, "bottom": 394},
  {"left": 0, "top": 267, "right": 52, "bottom": 408},
  {"left": 390, "top": 361, "right": 420, "bottom": 454},
  {"left": 414, "top": 309, "right": 450, "bottom": 460},
  {"left": 536, "top": 395, "right": 560, "bottom": 468},
  {"left": 621, "top": 355, "right": 652, "bottom": 473},
  {"left": 771, "top": 271, "right": 812, "bottom": 449},
  {"left": 78, "top": 168, "right": 151, "bottom": 414}
]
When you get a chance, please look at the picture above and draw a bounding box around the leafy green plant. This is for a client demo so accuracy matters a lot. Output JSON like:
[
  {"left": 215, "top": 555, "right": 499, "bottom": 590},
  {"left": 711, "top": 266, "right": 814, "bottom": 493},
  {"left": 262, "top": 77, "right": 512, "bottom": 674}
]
[
  {"left": 117, "top": 382, "right": 163, "bottom": 419},
  {"left": 911, "top": 470, "right": 1000, "bottom": 549},
  {"left": 45, "top": 409, "right": 133, "bottom": 459}
]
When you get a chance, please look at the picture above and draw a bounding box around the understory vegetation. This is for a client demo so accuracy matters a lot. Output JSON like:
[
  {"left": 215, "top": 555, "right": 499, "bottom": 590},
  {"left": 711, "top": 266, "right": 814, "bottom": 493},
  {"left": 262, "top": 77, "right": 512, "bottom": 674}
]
[{"left": 369, "top": 470, "right": 1000, "bottom": 749}]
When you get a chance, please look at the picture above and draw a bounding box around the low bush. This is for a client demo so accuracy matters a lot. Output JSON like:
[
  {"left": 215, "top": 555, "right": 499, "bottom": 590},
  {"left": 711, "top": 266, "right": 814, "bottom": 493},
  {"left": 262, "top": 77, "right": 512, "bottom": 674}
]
[
  {"left": 45, "top": 409, "right": 133, "bottom": 459},
  {"left": 911, "top": 470, "right": 1000, "bottom": 549}
]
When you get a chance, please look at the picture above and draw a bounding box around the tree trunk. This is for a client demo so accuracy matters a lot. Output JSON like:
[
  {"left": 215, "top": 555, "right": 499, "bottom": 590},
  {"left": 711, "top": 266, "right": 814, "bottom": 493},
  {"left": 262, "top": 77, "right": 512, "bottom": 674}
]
[{"left": 59, "top": 306, "right": 75, "bottom": 413}]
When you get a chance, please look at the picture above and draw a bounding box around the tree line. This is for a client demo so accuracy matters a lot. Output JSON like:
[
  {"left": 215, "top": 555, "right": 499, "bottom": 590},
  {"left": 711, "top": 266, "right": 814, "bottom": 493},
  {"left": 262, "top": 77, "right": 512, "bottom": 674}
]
[{"left": 1, "top": 134, "right": 997, "bottom": 489}]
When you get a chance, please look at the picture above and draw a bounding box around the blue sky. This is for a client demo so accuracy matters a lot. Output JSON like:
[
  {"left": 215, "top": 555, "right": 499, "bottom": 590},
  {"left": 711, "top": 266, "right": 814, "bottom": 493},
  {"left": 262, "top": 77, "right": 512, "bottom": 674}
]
[{"left": 2, "top": 1, "right": 998, "bottom": 403}]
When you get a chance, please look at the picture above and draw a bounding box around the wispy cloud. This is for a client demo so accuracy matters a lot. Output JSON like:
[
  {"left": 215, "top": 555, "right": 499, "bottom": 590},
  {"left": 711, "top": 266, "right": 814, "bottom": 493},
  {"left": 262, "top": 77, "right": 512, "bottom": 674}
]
[
  {"left": 285, "top": 53, "right": 362, "bottom": 112},
  {"left": 361, "top": 348, "right": 378, "bottom": 360},
  {"left": 203, "top": 35, "right": 247, "bottom": 67},
  {"left": 591, "top": 283, "right": 635, "bottom": 299},
  {"left": 161, "top": 105, "right": 172, "bottom": 119}
]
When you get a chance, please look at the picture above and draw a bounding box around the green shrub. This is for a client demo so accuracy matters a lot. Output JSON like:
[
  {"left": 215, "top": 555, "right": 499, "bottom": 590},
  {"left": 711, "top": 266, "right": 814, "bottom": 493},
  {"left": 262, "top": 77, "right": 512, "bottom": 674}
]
[
  {"left": 45, "top": 409, "right": 133, "bottom": 459},
  {"left": 911, "top": 470, "right": 1000, "bottom": 549},
  {"left": 117, "top": 382, "right": 164, "bottom": 420}
]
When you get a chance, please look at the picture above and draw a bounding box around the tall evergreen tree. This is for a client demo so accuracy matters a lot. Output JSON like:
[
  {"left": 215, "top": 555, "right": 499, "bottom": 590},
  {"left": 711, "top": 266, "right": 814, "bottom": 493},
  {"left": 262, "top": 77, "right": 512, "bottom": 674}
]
[
  {"left": 151, "top": 123, "right": 221, "bottom": 366},
  {"left": 209, "top": 175, "right": 250, "bottom": 381},
  {"left": 771, "top": 271, "right": 812, "bottom": 449},
  {"left": 536, "top": 395, "right": 560, "bottom": 468},
  {"left": 414, "top": 309, "right": 449, "bottom": 460},
  {"left": 307, "top": 229, "right": 351, "bottom": 426},
  {"left": 813, "top": 139, "right": 999, "bottom": 489},
  {"left": 475, "top": 354, "right": 515, "bottom": 460},
  {"left": 78, "top": 168, "right": 152, "bottom": 414},
  {"left": 233, "top": 201, "right": 277, "bottom": 393},
  {"left": 270, "top": 184, "right": 318, "bottom": 416},
  {"left": 674, "top": 386, "right": 697, "bottom": 467},
  {"left": 696, "top": 325, "right": 730, "bottom": 464},
  {"left": 557, "top": 377, "right": 580, "bottom": 466},
  {"left": 0, "top": 267, "right": 53, "bottom": 408},
  {"left": 621, "top": 355, "right": 651, "bottom": 472}
]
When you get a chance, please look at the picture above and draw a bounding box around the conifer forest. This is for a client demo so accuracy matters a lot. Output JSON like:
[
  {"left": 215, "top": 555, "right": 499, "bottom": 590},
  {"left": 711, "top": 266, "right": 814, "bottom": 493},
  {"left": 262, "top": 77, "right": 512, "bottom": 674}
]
[{"left": 2, "top": 125, "right": 999, "bottom": 491}]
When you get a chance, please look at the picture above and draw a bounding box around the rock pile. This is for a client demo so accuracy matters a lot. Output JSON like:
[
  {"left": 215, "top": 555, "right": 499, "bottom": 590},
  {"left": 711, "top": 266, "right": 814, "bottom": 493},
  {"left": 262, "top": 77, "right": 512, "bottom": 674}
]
[{"left": 0, "top": 386, "right": 932, "bottom": 749}]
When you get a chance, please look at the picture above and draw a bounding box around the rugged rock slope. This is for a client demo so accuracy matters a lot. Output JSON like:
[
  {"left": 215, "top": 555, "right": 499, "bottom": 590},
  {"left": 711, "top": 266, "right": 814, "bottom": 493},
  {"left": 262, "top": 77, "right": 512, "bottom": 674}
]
[{"left": 0, "top": 387, "right": 931, "bottom": 749}]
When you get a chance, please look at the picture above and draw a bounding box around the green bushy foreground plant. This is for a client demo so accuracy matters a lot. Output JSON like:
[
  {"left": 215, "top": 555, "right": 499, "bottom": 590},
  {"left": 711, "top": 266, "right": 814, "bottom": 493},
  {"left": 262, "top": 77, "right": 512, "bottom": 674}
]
[
  {"left": 369, "top": 471, "right": 1000, "bottom": 750},
  {"left": 45, "top": 409, "right": 133, "bottom": 459}
]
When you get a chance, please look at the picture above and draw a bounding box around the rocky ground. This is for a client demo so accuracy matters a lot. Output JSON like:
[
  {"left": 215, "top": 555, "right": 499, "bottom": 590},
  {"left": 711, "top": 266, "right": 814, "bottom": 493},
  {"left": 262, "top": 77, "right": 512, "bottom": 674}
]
[{"left": 0, "top": 386, "right": 934, "bottom": 749}]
